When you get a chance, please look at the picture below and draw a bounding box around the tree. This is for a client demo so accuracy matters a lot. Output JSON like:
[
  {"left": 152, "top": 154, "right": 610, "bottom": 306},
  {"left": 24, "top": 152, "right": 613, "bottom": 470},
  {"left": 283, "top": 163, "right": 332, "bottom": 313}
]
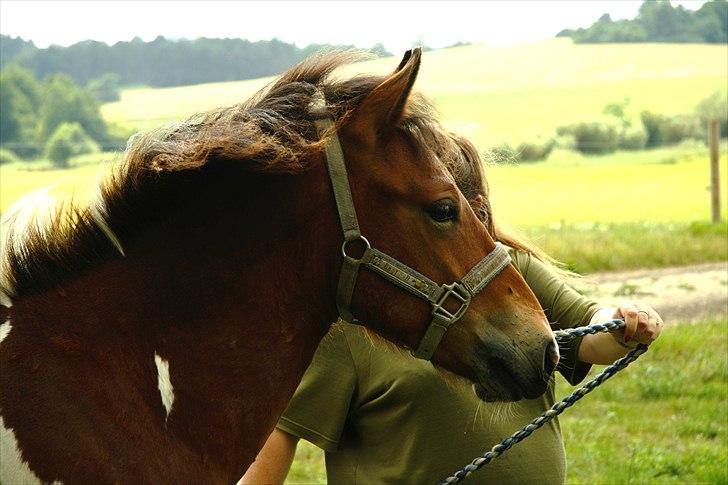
[
  {"left": 44, "top": 122, "right": 99, "bottom": 168},
  {"left": 39, "top": 74, "right": 108, "bottom": 145},
  {"left": 0, "top": 65, "right": 42, "bottom": 157},
  {"left": 87, "top": 73, "right": 121, "bottom": 102},
  {"left": 559, "top": 0, "right": 728, "bottom": 44}
]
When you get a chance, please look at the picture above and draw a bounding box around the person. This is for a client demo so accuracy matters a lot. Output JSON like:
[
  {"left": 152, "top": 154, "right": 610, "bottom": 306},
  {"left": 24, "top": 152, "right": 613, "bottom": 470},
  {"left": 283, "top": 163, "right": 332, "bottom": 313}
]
[{"left": 240, "top": 135, "right": 664, "bottom": 485}]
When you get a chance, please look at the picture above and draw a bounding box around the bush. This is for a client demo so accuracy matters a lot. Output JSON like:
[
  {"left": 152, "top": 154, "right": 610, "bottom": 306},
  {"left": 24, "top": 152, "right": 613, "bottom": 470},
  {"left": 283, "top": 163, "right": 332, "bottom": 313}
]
[
  {"left": 618, "top": 125, "right": 648, "bottom": 150},
  {"left": 0, "top": 147, "right": 20, "bottom": 165},
  {"left": 695, "top": 91, "right": 728, "bottom": 138},
  {"left": 486, "top": 144, "right": 517, "bottom": 164},
  {"left": 516, "top": 139, "right": 556, "bottom": 162},
  {"left": 641, "top": 111, "right": 702, "bottom": 148},
  {"left": 556, "top": 121, "right": 620, "bottom": 154},
  {"left": 44, "top": 122, "right": 99, "bottom": 168}
]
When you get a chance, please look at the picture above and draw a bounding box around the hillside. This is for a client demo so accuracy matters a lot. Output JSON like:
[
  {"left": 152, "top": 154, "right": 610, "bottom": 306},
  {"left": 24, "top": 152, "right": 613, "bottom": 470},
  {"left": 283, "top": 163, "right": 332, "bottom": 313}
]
[{"left": 101, "top": 39, "right": 728, "bottom": 146}]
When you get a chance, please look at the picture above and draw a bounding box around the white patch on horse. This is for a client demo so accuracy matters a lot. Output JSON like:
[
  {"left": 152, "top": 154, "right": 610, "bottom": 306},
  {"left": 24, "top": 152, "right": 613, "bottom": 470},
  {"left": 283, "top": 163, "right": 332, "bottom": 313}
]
[
  {"left": 0, "top": 320, "right": 11, "bottom": 344},
  {"left": 154, "top": 353, "right": 174, "bottom": 420},
  {"left": 0, "top": 416, "right": 44, "bottom": 485}
]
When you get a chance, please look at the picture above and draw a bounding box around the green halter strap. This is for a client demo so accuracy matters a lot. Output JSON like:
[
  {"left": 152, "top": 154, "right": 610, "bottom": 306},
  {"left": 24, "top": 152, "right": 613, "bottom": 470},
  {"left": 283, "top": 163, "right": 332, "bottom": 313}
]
[{"left": 310, "top": 92, "right": 512, "bottom": 360}]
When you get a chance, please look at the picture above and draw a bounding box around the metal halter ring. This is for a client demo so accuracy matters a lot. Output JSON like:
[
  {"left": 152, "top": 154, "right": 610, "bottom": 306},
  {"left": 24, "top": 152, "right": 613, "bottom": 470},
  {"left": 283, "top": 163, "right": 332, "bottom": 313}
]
[{"left": 341, "top": 235, "right": 371, "bottom": 263}]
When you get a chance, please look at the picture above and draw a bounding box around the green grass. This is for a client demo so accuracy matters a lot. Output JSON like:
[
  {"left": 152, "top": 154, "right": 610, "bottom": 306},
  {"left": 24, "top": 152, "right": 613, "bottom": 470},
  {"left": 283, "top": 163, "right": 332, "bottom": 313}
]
[
  {"left": 0, "top": 152, "right": 117, "bottom": 213},
  {"left": 522, "top": 220, "right": 728, "bottom": 274},
  {"left": 101, "top": 40, "right": 727, "bottom": 147},
  {"left": 560, "top": 318, "right": 728, "bottom": 484},
  {"left": 285, "top": 319, "right": 728, "bottom": 484},
  {"left": 4, "top": 40, "right": 727, "bottom": 274},
  {"left": 487, "top": 145, "right": 728, "bottom": 226},
  {"left": 2, "top": 145, "right": 725, "bottom": 274}
]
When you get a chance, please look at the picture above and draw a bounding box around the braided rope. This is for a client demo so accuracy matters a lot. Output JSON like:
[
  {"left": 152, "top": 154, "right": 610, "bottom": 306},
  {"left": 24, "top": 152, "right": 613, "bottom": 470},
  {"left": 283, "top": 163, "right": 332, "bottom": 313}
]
[{"left": 439, "top": 319, "right": 648, "bottom": 484}]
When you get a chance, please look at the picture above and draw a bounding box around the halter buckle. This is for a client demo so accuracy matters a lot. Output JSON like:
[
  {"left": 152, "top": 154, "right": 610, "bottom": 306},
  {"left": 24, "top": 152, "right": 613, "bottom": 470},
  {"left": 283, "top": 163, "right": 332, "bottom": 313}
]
[{"left": 431, "top": 282, "right": 471, "bottom": 324}]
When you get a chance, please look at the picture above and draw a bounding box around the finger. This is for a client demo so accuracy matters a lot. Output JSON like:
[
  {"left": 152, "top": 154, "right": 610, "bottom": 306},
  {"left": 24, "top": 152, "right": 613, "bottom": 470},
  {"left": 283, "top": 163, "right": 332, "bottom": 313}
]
[
  {"left": 619, "top": 302, "right": 639, "bottom": 342},
  {"left": 633, "top": 314, "right": 654, "bottom": 343}
]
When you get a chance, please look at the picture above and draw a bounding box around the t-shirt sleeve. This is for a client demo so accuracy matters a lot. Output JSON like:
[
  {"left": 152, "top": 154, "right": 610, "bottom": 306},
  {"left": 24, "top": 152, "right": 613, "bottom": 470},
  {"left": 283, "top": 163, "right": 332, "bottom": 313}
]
[
  {"left": 510, "top": 250, "right": 600, "bottom": 385},
  {"left": 277, "top": 325, "right": 357, "bottom": 452}
]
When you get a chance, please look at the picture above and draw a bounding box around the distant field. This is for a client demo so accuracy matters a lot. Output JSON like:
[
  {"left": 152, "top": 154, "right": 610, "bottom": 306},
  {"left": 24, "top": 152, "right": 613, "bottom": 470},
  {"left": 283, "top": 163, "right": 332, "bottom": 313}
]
[
  {"left": 101, "top": 39, "right": 728, "bottom": 146},
  {"left": 5, "top": 39, "right": 726, "bottom": 274},
  {"left": 3, "top": 145, "right": 725, "bottom": 226}
]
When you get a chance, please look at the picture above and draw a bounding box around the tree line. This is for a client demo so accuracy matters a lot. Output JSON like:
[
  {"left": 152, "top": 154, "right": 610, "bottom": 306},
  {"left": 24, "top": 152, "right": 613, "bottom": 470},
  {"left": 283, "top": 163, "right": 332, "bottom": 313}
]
[
  {"left": 557, "top": 0, "right": 727, "bottom": 44},
  {"left": 0, "top": 35, "right": 391, "bottom": 88},
  {"left": 0, "top": 65, "right": 129, "bottom": 167}
]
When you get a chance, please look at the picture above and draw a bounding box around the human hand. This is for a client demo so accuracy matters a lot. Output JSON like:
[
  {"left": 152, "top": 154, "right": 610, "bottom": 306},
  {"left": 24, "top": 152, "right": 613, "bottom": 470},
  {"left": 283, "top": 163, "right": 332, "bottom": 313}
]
[{"left": 610, "top": 301, "right": 664, "bottom": 348}]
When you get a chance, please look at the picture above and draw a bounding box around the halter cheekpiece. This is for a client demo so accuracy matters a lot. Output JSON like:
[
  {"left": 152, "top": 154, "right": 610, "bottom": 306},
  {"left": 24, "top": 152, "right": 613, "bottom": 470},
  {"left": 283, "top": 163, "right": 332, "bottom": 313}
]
[{"left": 310, "top": 92, "right": 511, "bottom": 360}]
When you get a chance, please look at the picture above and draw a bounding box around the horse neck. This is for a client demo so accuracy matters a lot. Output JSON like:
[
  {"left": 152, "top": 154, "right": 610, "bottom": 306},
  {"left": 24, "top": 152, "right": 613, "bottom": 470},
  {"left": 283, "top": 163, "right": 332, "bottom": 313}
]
[
  {"left": 12, "top": 161, "right": 342, "bottom": 479},
  {"left": 132, "top": 163, "right": 342, "bottom": 466}
]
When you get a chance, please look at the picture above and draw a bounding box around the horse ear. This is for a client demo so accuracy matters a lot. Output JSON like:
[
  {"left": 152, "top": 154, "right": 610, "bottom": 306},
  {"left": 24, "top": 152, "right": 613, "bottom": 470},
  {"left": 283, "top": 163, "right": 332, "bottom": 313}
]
[{"left": 347, "top": 48, "right": 422, "bottom": 142}]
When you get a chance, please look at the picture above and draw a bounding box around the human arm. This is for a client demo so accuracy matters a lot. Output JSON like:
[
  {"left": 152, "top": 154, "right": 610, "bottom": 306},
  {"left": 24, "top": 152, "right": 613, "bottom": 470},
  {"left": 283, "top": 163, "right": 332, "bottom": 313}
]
[
  {"left": 240, "top": 325, "right": 357, "bottom": 483},
  {"left": 239, "top": 428, "right": 299, "bottom": 485},
  {"left": 578, "top": 301, "right": 663, "bottom": 365},
  {"left": 511, "top": 250, "right": 663, "bottom": 380}
]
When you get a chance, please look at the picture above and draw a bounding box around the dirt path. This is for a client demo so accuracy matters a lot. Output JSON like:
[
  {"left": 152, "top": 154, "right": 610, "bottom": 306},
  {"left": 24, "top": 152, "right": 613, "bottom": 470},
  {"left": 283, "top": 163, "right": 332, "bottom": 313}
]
[{"left": 574, "top": 262, "right": 727, "bottom": 324}]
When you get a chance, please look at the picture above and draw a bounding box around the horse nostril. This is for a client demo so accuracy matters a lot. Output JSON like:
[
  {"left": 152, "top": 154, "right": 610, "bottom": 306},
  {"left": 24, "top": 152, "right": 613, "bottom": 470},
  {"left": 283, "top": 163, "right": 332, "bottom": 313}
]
[{"left": 543, "top": 339, "right": 559, "bottom": 377}]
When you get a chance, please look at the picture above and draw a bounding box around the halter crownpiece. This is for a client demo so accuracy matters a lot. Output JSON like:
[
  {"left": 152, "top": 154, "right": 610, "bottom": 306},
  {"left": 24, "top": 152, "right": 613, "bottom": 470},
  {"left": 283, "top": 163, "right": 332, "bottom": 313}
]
[{"left": 310, "top": 92, "right": 512, "bottom": 360}]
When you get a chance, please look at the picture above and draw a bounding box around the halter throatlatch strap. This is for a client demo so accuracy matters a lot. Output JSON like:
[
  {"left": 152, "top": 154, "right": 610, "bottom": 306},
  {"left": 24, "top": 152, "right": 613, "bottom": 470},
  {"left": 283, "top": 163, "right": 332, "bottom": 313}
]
[{"left": 310, "top": 92, "right": 512, "bottom": 361}]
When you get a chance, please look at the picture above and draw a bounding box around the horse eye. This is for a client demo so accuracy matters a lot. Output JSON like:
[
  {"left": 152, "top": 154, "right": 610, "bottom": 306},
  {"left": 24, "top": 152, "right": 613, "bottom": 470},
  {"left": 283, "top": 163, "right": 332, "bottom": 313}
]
[{"left": 428, "top": 199, "right": 458, "bottom": 222}]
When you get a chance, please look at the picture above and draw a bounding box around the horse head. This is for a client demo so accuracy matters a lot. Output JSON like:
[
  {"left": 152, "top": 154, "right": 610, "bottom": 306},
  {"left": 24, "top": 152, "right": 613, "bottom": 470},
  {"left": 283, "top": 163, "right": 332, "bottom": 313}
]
[{"left": 330, "top": 49, "right": 558, "bottom": 401}]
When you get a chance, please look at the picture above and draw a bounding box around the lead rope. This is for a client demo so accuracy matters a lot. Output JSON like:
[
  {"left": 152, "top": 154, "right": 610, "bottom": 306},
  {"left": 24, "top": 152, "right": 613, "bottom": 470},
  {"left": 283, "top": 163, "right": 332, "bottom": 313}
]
[{"left": 439, "top": 319, "right": 648, "bottom": 484}]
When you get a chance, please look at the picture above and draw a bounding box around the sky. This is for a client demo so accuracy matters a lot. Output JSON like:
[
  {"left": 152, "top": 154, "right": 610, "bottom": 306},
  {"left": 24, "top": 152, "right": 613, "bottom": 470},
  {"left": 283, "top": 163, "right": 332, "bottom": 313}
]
[{"left": 0, "top": 0, "right": 709, "bottom": 53}]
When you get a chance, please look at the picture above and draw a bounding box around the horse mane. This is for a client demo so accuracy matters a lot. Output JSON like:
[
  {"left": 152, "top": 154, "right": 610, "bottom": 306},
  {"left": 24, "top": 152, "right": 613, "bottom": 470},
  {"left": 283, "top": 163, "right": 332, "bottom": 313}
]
[{"left": 0, "top": 50, "right": 468, "bottom": 302}]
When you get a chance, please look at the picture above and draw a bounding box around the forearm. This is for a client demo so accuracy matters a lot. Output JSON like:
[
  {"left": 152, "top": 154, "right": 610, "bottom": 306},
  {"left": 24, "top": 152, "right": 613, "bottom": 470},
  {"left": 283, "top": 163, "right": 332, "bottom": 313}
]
[
  {"left": 577, "top": 307, "right": 633, "bottom": 364},
  {"left": 239, "top": 428, "right": 299, "bottom": 485}
]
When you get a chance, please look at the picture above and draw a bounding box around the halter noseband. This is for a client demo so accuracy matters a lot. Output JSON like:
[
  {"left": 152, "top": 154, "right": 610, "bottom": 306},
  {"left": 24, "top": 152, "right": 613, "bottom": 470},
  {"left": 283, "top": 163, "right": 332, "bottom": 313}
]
[{"left": 311, "top": 93, "right": 511, "bottom": 360}]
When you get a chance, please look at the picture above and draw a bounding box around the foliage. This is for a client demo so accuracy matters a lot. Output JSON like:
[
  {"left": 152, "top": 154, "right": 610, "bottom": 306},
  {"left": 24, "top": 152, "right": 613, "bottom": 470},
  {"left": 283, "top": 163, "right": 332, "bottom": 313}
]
[
  {"left": 87, "top": 73, "right": 121, "bottom": 102},
  {"left": 640, "top": 111, "right": 701, "bottom": 148},
  {"left": 39, "top": 74, "right": 109, "bottom": 147},
  {"left": 44, "top": 122, "right": 99, "bottom": 168},
  {"left": 487, "top": 140, "right": 555, "bottom": 163},
  {"left": 695, "top": 91, "right": 728, "bottom": 137},
  {"left": 558, "top": 98, "right": 704, "bottom": 154},
  {"left": 618, "top": 126, "right": 648, "bottom": 150},
  {"left": 1, "top": 66, "right": 112, "bottom": 160},
  {"left": 0, "top": 35, "right": 392, "bottom": 89},
  {"left": 0, "top": 148, "right": 20, "bottom": 165},
  {"left": 486, "top": 144, "right": 517, "bottom": 164},
  {"left": 0, "top": 36, "right": 35, "bottom": 69},
  {"left": 557, "top": 0, "right": 728, "bottom": 44},
  {"left": 556, "top": 121, "right": 620, "bottom": 154},
  {"left": 515, "top": 139, "right": 556, "bottom": 162},
  {"left": 0, "top": 65, "right": 42, "bottom": 157}
]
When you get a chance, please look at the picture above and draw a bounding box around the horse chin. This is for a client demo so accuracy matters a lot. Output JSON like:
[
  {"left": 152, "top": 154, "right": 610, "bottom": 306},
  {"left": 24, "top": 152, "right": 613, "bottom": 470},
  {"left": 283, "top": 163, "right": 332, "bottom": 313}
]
[{"left": 472, "top": 383, "right": 524, "bottom": 403}]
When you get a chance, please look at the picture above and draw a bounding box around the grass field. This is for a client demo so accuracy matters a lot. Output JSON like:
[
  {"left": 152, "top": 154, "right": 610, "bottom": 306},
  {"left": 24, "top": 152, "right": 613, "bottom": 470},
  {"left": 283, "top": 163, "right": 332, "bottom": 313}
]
[
  {"left": 285, "top": 318, "right": 728, "bottom": 484},
  {"left": 4, "top": 39, "right": 726, "bottom": 274},
  {"left": 2, "top": 144, "right": 725, "bottom": 274},
  {"left": 101, "top": 39, "right": 728, "bottom": 146}
]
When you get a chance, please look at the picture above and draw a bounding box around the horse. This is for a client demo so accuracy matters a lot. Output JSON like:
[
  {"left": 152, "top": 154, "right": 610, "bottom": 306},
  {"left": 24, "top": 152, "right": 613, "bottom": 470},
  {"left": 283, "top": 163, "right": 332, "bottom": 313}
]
[{"left": 0, "top": 49, "right": 557, "bottom": 484}]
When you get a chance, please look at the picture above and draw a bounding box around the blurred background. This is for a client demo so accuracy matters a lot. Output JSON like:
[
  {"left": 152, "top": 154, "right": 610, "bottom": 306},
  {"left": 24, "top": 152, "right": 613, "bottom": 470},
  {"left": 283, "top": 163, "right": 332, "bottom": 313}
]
[{"left": 1, "top": 1, "right": 726, "bottom": 483}]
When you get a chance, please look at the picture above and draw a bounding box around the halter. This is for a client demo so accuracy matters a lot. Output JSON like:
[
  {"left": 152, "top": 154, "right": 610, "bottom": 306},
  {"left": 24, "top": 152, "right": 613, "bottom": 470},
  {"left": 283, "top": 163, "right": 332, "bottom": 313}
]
[{"left": 311, "top": 93, "right": 512, "bottom": 360}]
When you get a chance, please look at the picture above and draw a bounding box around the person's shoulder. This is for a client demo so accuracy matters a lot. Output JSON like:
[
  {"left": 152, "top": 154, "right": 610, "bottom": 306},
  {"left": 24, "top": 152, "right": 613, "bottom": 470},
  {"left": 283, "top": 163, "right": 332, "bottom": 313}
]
[{"left": 502, "top": 244, "right": 531, "bottom": 275}]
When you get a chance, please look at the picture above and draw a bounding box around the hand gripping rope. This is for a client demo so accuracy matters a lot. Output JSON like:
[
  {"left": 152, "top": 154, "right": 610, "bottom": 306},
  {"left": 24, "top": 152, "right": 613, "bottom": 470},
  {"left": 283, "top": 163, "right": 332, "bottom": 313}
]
[{"left": 439, "top": 319, "right": 649, "bottom": 484}]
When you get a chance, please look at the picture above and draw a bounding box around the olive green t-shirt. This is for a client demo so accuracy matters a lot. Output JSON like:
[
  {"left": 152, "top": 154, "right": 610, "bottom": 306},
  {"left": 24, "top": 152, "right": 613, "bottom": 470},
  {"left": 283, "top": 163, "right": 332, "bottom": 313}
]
[{"left": 278, "top": 250, "right": 599, "bottom": 484}]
